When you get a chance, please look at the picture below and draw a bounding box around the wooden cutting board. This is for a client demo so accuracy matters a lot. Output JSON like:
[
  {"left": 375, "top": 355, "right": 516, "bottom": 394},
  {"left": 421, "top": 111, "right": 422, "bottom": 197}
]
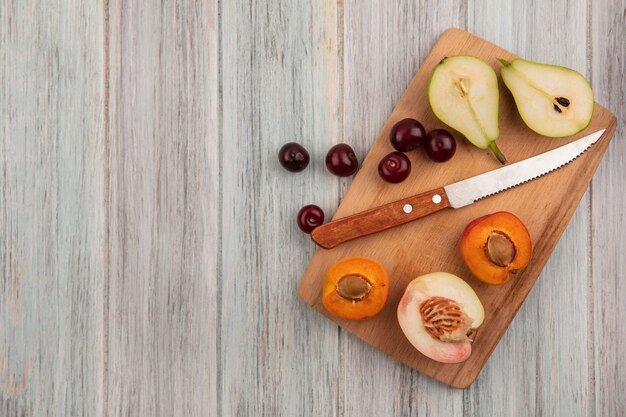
[{"left": 298, "top": 28, "right": 617, "bottom": 388}]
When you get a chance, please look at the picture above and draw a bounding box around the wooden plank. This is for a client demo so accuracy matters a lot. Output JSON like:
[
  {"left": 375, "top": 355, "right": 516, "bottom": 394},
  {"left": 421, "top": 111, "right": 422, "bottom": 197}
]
[
  {"left": 106, "top": 0, "right": 218, "bottom": 415},
  {"left": 340, "top": 1, "right": 465, "bottom": 414},
  {"left": 219, "top": 0, "right": 342, "bottom": 415},
  {"left": 591, "top": 0, "right": 626, "bottom": 415},
  {"left": 298, "top": 29, "right": 616, "bottom": 388},
  {"left": 466, "top": 0, "right": 593, "bottom": 414},
  {"left": 0, "top": 1, "right": 105, "bottom": 416}
]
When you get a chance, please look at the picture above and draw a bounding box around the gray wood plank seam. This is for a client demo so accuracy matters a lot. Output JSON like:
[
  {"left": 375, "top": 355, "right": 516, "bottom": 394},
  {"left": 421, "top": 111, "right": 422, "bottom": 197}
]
[
  {"left": 103, "top": 0, "right": 111, "bottom": 416},
  {"left": 591, "top": 0, "right": 625, "bottom": 415},
  {"left": 217, "top": 0, "right": 224, "bottom": 416}
]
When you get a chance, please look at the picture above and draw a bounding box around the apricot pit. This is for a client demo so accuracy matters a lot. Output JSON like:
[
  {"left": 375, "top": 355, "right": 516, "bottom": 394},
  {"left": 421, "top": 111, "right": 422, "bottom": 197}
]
[
  {"left": 336, "top": 275, "right": 371, "bottom": 301},
  {"left": 486, "top": 231, "right": 516, "bottom": 267}
]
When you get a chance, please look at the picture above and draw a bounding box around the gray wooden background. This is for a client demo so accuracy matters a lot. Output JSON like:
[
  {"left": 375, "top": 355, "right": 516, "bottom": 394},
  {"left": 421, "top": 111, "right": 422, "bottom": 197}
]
[{"left": 1, "top": 0, "right": 624, "bottom": 416}]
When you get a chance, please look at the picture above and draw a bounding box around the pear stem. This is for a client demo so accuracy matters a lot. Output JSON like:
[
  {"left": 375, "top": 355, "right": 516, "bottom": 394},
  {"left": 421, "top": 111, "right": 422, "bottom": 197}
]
[
  {"left": 496, "top": 58, "right": 511, "bottom": 66},
  {"left": 488, "top": 142, "right": 507, "bottom": 164}
]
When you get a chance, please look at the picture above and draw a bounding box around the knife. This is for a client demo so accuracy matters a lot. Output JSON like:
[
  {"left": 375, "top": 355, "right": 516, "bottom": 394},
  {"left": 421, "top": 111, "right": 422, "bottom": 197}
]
[{"left": 311, "top": 129, "right": 606, "bottom": 249}]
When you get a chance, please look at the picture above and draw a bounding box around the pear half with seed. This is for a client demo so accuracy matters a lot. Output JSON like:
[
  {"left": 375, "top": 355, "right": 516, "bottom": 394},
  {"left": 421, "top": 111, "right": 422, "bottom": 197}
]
[
  {"left": 498, "top": 58, "right": 594, "bottom": 137},
  {"left": 428, "top": 56, "right": 506, "bottom": 164}
]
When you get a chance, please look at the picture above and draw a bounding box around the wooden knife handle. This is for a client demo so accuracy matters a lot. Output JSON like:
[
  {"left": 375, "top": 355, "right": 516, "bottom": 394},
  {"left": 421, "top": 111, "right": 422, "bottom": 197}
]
[{"left": 311, "top": 187, "right": 450, "bottom": 249}]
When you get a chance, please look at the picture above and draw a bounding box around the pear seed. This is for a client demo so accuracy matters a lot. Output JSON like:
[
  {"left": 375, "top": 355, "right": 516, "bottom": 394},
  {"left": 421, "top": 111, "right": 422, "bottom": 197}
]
[
  {"left": 555, "top": 97, "right": 570, "bottom": 107},
  {"left": 553, "top": 104, "right": 562, "bottom": 113}
]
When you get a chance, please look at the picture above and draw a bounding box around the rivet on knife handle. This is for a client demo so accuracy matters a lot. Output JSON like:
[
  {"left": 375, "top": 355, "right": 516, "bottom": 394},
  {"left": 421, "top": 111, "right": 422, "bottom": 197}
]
[{"left": 311, "top": 188, "right": 450, "bottom": 249}]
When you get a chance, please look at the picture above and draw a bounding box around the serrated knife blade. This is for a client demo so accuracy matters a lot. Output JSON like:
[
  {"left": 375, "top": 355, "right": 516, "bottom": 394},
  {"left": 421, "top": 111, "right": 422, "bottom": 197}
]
[
  {"left": 444, "top": 129, "right": 605, "bottom": 208},
  {"left": 311, "top": 129, "right": 606, "bottom": 249}
]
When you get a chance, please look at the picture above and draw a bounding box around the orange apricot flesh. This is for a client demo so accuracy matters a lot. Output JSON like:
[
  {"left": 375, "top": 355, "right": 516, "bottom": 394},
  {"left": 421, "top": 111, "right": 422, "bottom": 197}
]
[
  {"left": 322, "top": 257, "right": 389, "bottom": 320},
  {"left": 460, "top": 211, "right": 532, "bottom": 285}
]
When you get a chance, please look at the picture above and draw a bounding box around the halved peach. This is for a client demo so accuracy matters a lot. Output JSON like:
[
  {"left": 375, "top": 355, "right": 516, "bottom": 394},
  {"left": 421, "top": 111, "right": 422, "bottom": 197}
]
[
  {"left": 460, "top": 211, "right": 532, "bottom": 285},
  {"left": 397, "top": 272, "right": 484, "bottom": 363},
  {"left": 322, "top": 257, "right": 389, "bottom": 320}
]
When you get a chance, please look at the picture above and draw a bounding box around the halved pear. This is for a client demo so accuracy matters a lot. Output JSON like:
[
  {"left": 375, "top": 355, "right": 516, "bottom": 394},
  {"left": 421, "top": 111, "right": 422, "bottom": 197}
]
[
  {"left": 498, "top": 58, "right": 594, "bottom": 137},
  {"left": 397, "top": 272, "right": 484, "bottom": 363},
  {"left": 428, "top": 56, "right": 506, "bottom": 164}
]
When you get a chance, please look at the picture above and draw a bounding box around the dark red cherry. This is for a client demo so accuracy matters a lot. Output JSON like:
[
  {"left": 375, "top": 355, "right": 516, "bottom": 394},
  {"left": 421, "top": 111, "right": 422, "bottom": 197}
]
[
  {"left": 325, "top": 144, "right": 359, "bottom": 177},
  {"left": 424, "top": 129, "right": 456, "bottom": 162},
  {"left": 278, "top": 142, "right": 310, "bottom": 172},
  {"left": 297, "top": 205, "right": 325, "bottom": 234},
  {"left": 378, "top": 152, "right": 411, "bottom": 183},
  {"left": 390, "top": 118, "right": 426, "bottom": 152}
]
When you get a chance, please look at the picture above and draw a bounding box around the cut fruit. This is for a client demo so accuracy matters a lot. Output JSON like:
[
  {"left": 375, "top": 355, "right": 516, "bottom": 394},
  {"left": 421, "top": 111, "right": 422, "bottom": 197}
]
[
  {"left": 498, "top": 58, "right": 594, "bottom": 137},
  {"left": 428, "top": 56, "right": 506, "bottom": 164},
  {"left": 460, "top": 211, "right": 532, "bottom": 285},
  {"left": 397, "top": 272, "right": 484, "bottom": 363},
  {"left": 322, "top": 257, "right": 389, "bottom": 320}
]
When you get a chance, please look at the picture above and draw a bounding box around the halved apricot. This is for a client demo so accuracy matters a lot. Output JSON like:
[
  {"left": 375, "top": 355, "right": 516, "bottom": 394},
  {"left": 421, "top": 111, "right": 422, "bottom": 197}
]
[
  {"left": 460, "top": 211, "right": 532, "bottom": 285},
  {"left": 322, "top": 257, "right": 389, "bottom": 320}
]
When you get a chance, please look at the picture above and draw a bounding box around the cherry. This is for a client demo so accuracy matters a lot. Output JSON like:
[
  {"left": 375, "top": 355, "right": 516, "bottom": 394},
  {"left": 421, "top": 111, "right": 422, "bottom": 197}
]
[
  {"left": 390, "top": 118, "right": 426, "bottom": 152},
  {"left": 424, "top": 129, "right": 456, "bottom": 162},
  {"left": 297, "top": 205, "right": 325, "bottom": 233},
  {"left": 325, "top": 144, "right": 359, "bottom": 177},
  {"left": 378, "top": 152, "right": 411, "bottom": 183},
  {"left": 278, "top": 142, "right": 310, "bottom": 172}
]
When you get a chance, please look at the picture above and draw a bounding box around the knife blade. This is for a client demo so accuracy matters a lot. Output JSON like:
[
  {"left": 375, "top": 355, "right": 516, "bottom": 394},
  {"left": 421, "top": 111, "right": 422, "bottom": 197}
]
[{"left": 311, "top": 129, "right": 605, "bottom": 249}]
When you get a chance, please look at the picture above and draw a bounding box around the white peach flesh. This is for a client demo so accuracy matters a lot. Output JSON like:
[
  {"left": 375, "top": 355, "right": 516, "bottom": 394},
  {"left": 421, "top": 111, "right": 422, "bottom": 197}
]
[{"left": 397, "top": 272, "right": 484, "bottom": 364}]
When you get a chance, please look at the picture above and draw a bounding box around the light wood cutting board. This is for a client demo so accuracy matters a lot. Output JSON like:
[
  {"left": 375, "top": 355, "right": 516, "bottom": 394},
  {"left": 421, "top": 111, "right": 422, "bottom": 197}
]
[{"left": 298, "top": 28, "right": 617, "bottom": 388}]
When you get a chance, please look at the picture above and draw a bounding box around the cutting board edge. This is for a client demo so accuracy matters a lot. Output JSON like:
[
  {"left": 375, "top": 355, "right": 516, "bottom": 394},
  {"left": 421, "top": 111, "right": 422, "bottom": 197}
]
[
  {"left": 296, "top": 28, "right": 619, "bottom": 389},
  {"left": 298, "top": 115, "right": 617, "bottom": 389}
]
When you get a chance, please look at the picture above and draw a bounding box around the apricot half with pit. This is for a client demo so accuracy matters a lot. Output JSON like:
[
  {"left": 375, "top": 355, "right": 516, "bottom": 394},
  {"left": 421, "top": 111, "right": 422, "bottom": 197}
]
[
  {"left": 460, "top": 211, "right": 532, "bottom": 285},
  {"left": 322, "top": 257, "right": 389, "bottom": 320},
  {"left": 397, "top": 272, "right": 484, "bottom": 363}
]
